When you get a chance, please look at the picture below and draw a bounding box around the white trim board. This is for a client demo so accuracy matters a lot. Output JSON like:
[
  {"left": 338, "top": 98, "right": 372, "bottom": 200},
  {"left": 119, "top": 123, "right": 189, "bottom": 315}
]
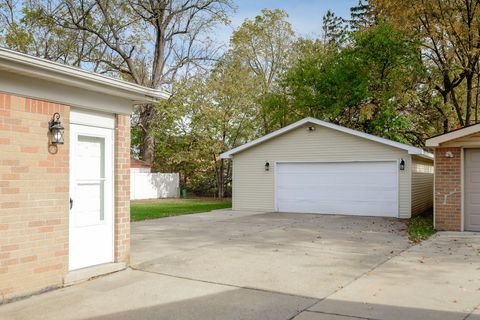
[
  {"left": 426, "top": 124, "right": 480, "bottom": 147},
  {"left": 221, "top": 117, "right": 433, "bottom": 159},
  {"left": 1, "top": 71, "right": 132, "bottom": 115},
  {"left": 0, "top": 47, "right": 169, "bottom": 105},
  {"left": 70, "top": 109, "right": 115, "bottom": 129}
]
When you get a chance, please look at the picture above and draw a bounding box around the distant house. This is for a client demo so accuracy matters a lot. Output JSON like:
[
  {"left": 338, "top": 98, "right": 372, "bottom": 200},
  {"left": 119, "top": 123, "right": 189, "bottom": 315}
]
[
  {"left": 131, "top": 157, "right": 153, "bottom": 174},
  {"left": 0, "top": 47, "right": 168, "bottom": 302},
  {"left": 426, "top": 125, "right": 480, "bottom": 231},
  {"left": 130, "top": 158, "right": 179, "bottom": 200}
]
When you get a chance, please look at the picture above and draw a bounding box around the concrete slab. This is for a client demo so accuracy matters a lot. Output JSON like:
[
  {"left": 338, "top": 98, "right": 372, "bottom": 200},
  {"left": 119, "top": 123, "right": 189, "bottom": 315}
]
[
  {"left": 309, "top": 232, "right": 480, "bottom": 320},
  {"left": 64, "top": 262, "right": 126, "bottom": 286},
  {"left": 132, "top": 211, "right": 410, "bottom": 299},
  {"left": 3, "top": 210, "right": 478, "bottom": 320},
  {"left": 0, "top": 269, "right": 316, "bottom": 320}
]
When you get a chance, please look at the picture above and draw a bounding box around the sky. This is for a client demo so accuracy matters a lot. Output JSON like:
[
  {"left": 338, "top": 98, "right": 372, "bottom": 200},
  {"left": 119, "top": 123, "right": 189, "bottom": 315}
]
[{"left": 215, "top": 0, "right": 359, "bottom": 45}]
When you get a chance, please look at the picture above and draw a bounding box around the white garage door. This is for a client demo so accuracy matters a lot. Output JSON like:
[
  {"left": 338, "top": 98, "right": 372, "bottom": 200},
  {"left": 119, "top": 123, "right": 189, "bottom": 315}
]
[{"left": 276, "top": 162, "right": 398, "bottom": 217}]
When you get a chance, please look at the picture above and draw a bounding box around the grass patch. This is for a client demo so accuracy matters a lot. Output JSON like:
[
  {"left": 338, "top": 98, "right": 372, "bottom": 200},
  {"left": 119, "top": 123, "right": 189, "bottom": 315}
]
[
  {"left": 408, "top": 210, "right": 435, "bottom": 242},
  {"left": 131, "top": 198, "right": 232, "bottom": 221}
]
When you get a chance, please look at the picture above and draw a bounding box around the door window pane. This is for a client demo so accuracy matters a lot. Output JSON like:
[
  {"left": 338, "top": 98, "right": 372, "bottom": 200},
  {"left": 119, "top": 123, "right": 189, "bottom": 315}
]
[{"left": 75, "top": 135, "right": 105, "bottom": 226}]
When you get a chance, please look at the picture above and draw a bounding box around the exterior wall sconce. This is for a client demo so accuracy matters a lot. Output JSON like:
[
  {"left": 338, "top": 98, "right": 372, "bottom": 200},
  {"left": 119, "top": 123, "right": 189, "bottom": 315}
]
[
  {"left": 48, "top": 112, "right": 64, "bottom": 145},
  {"left": 399, "top": 159, "right": 405, "bottom": 171},
  {"left": 306, "top": 126, "right": 316, "bottom": 132},
  {"left": 445, "top": 151, "right": 454, "bottom": 158},
  {"left": 265, "top": 161, "right": 270, "bottom": 171}
]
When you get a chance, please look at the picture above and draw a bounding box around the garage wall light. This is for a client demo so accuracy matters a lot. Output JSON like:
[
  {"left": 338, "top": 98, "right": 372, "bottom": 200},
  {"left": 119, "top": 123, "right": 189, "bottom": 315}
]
[
  {"left": 265, "top": 161, "right": 270, "bottom": 171},
  {"left": 306, "top": 126, "right": 316, "bottom": 132},
  {"left": 445, "top": 151, "right": 454, "bottom": 158},
  {"left": 48, "top": 112, "right": 64, "bottom": 145},
  {"left": 399, "top": 159, "right": 405, "bottom": 171}
]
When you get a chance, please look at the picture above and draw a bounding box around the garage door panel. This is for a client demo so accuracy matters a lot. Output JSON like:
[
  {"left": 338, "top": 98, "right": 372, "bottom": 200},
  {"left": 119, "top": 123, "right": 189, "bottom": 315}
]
[
  {"left": 278, "top": 199, "right": 398, "bottom": 216},
  {"left": 277, "top": 174, "right": 397, "bottom": 188},
  {"left": 276, "top": 162, "right": 398, "bottom": 217},
  {"left": 277, "top": 185, "right": 397, "bottom": 201}
]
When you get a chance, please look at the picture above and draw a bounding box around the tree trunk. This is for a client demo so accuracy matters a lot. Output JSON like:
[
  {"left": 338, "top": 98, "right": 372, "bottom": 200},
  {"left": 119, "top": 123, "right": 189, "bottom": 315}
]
[
  {"left": 450, "top": 89, "right": 465, "bottom": 127},
  {"left": 141, "top": 131, "right": 155, "bottom": 164},
  {"left": 216, "top": 158, "right": 225, "bottom": 198},
  {"left": 140, "top": 104, "right": 155, "bottom": 164},
  {"left": 475, "top": 72, "right": 480, "bottom": 124},
  {"left": 466, "top": 71, "right": 473, "bottom": 126}
]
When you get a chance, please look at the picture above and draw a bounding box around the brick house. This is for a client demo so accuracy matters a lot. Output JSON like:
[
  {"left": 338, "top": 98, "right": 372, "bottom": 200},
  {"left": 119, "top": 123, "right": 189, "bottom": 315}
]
[
  {"left": 426, "top": 125, "right": 480, "bottom": 231},
  {"left": 0, "top": 48, "right": 167, "bottom": 302}
]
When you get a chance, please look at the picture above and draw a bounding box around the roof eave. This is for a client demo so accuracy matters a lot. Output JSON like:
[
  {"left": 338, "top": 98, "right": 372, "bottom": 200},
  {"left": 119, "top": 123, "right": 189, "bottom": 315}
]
[
  {"left": 426, "top": 123, "right": 480, "bottom": 147},
  {"left": 0, "top": 47, "right": 170, "bottom": 103},
  {"left": 221, "top": 117, "right": 430, "bottom": 159}
]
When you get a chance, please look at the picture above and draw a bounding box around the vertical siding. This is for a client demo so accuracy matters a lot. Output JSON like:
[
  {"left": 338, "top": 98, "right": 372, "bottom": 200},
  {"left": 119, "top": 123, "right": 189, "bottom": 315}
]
[
  {"left": 232, "top": 124, "right": 412, "bottom": 218},
  {"left": 411, "top": 157, "right": 434, "bottom": 215}
]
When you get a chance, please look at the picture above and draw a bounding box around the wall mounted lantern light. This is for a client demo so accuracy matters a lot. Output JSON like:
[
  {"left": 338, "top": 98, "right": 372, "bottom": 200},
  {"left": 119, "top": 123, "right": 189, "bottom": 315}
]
[
  {"left": 399, "top": 159, "right": 405, "bottom": 171},
  {"left": 48, "top": 112, "right": 64, "bottom": 145},
  {"left": 265, "top": 161, "right": 270, "bottom": 171}
]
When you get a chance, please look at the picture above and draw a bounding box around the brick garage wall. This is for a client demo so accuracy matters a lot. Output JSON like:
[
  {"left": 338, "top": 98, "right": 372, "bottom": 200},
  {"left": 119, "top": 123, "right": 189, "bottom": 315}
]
[
  {"left": 434, "top": 147, "right": 462, "bottom": 231},
  {"left": 0, "top": 92, "right": 69, "bottom": 301},
  {"left": 114, "top": 115, "right": 130, "bottom": 265}
]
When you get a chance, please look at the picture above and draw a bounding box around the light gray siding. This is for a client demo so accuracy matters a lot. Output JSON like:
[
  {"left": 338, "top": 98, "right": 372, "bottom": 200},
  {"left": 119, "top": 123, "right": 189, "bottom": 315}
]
[
  {"left": 411, "top": 156, "right": 434, "bottom": 215},
  {"left": 232, "top": 123, "right": 413, "bottom": 218}
]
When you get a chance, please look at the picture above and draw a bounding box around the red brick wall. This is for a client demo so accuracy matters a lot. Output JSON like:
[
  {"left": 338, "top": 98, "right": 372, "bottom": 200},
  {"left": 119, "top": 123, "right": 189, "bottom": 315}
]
[
  {"left": 434, "top": 147, "right": 462, "bottom": 231},
  {"left": 0, "top": 92, "right": 132, "bottom": 302},
  {"left": 114, "top": 115, "right": 130, "bottom": 265},
  {"left": 0, "top": 93, "right": 70, "bottom": 301}
]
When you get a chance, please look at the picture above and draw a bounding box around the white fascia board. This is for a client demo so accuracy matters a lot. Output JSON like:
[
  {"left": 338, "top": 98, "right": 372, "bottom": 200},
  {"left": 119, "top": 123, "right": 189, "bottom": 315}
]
[
  {"left": 426, "top": 124, "right": 480, "bottom": 147},
  {"left": 221, "top": 117, "right": 431, "bottom": 159},
  {"left": 0, "top": 47, "right": 170, "bottom": 104}
]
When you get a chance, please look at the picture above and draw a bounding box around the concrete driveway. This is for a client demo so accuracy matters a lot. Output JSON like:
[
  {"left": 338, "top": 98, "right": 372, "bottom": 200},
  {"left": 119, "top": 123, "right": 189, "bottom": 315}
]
[{"left": 1, "top": 210, "right": 479, "bottom": 320}]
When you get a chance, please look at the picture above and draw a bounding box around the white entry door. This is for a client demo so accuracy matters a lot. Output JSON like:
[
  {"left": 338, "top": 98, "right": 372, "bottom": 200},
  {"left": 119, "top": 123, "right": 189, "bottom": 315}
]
[
  {"left": 276, "top": 162, "right": 399, "bottom": 217},
  {"left": 69, "top": 123, "right": 114, "bottom": 270}
]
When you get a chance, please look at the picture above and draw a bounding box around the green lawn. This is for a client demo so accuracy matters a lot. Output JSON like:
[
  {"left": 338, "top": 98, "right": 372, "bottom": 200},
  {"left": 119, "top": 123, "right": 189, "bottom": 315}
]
[
  {"left": 408, "top": 210, "right": 435, "bottom": 242},
  {"left": 130, "top": 198, "right": 232, "bottom": 221}
]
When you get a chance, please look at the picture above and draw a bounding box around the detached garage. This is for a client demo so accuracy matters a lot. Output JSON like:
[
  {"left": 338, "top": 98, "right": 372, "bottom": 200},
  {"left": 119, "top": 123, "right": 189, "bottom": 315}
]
[{"left": 221, "top": 117, "right": 434, "bottom": 218}]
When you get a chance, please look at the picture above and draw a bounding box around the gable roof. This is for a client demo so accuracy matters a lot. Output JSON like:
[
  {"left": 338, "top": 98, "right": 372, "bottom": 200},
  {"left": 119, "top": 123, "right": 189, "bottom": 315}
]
[
  {"left": 426, "top": 123, "right": 480, "bottom": 147},
  {"left": 221, "top": 117, "right": 433, "bottom": 159},
  {"left": 0, "top": 47, "right": 170, "bottom": 103}
]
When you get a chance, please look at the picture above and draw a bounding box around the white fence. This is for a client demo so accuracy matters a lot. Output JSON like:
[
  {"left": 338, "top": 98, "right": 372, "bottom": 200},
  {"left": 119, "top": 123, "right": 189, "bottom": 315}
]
[{"left": 130, "top": 171, "right": 180, "bottom": 200}]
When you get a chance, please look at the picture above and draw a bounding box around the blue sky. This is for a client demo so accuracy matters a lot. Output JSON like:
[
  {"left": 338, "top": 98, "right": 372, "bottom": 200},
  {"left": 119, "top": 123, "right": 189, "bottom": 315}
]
[{"left": 215, "top": 0, "right": 359, "bottom": 45}]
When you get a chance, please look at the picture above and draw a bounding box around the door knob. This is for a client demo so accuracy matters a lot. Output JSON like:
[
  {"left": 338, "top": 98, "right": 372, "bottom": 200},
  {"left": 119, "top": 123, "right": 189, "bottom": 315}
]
[{"left": 70, "top": 198, "right": 73, "bottom": 209}]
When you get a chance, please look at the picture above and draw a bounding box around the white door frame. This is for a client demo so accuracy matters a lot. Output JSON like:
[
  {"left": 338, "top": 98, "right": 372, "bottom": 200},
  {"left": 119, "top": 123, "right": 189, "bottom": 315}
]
[
  {"left": 273, "top": 160, "right": 400, "bottom": 217},
  {"left": 69, "top": 109, "right": 115, "bottom": 271}
]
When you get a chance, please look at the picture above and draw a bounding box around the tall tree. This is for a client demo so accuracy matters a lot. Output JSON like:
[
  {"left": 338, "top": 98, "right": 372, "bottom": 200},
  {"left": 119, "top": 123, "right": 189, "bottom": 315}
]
[
  {"left": 230, "top": 9, "right": 295, "bottom": 134},
  {"left": 349, "top": 0, "right": 376, "bottom": 30},
  {"left": 0, "top": 0, "right": 100, "bottom": 67},
  {"left": 277, "top": 22, "right": 426, "bottom": 145},
  {"left": 322, "top": 9, "right": 347, "bottom": 46},
  {"left": 155, "top": 53, "right": 258, "bottom": 197},
  {"left": 371, "top": 0, "right": 480, "bottom": 129}
]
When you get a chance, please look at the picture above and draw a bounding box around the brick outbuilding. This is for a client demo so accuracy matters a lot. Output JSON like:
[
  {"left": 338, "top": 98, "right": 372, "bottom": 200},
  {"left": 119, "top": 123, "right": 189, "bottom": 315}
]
[
  {"left": 426, "top": 125, "right": 480, "bottom": 231},
  {"left": 0, "top": 48, "right": 168, "bottom": 302}
]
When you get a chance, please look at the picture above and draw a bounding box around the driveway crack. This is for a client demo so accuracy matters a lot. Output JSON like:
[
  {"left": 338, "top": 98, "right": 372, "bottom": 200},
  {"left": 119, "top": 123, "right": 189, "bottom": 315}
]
[{"left": 304, "top": 243, "right": 412, "bottom": 313}]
